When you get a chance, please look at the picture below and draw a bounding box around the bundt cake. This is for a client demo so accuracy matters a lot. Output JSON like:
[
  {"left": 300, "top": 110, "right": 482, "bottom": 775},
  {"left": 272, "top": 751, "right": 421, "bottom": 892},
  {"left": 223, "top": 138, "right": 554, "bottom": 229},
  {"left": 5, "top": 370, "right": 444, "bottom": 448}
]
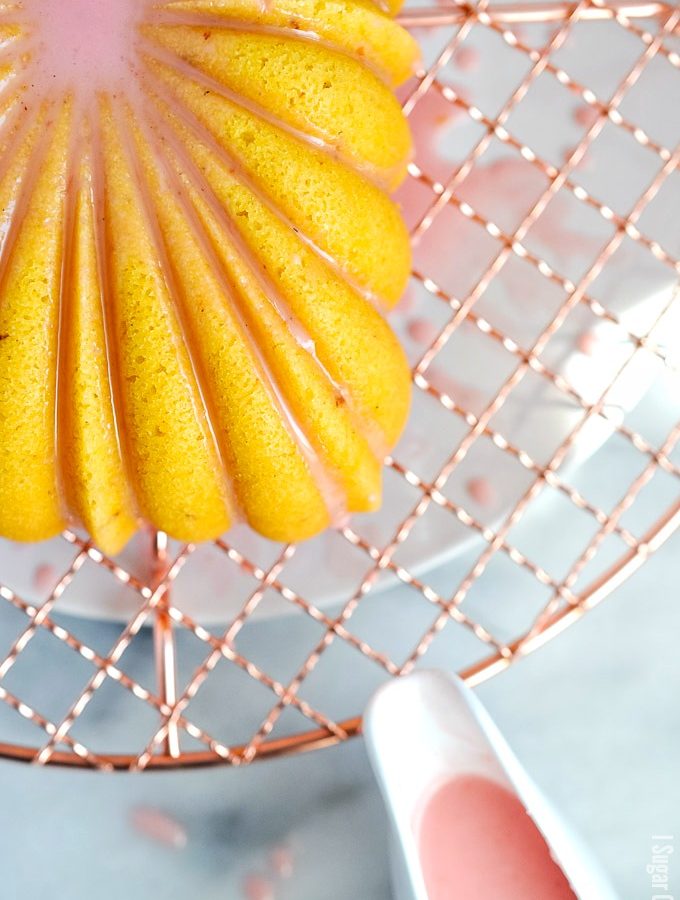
[{"left": 0, "top": 0, "right": 418, "bottom": 554}]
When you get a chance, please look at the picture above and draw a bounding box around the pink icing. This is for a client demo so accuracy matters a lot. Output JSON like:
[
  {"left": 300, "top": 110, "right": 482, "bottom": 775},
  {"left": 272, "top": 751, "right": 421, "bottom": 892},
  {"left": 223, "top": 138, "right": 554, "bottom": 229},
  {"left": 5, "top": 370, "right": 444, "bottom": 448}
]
[
  {"left": 22, "top": 0, "right": 143, "bottom": 93},
  {"left": 417, "top": 775, "right": 577, "bottom": 899}
]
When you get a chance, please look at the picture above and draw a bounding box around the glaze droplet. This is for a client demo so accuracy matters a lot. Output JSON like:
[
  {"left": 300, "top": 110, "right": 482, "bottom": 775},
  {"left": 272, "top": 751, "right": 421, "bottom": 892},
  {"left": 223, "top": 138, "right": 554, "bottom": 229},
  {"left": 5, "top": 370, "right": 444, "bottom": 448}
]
[
  {"left": 33, "top": 563, "right": 57, "bottom": 593},
  {"left": 242, "top": 874, "right": 275, "bottom": 900},
  {"left": 270, "top": 845, "right": 295, "bottom": 879},
  {"left": 408, "top": 318, "right": 440, "bottom": 346},
  {"left": 466, "top": 477, "right": 496, "bottom": 507},
  {"left": 454, "top": 47, "right": 480, "bottom": 73},
  {"left": 130, "top": 807, "right": 188, "bottom": 850}
]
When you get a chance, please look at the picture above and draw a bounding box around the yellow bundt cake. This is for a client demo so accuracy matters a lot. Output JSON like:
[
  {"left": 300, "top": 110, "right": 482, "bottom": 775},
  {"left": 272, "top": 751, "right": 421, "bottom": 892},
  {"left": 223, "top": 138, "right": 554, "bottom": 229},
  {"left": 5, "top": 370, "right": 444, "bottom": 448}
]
[{"left": 0, "top": 0, "right": 418, "bottom": 554}]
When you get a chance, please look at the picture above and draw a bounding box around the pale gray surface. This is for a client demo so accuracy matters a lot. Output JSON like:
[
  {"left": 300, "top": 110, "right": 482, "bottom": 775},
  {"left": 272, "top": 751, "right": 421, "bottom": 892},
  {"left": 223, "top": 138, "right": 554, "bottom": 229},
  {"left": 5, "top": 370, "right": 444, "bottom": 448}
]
[{"left": 1, "top": 530, "right": 678, "bottom": 900}]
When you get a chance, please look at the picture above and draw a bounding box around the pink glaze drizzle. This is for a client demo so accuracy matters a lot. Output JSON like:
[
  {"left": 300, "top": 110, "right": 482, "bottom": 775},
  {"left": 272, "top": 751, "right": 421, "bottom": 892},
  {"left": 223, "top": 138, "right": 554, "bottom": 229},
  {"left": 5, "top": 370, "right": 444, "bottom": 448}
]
[{"left": 20, "top": 0, "right": 141, "bottom": 93}]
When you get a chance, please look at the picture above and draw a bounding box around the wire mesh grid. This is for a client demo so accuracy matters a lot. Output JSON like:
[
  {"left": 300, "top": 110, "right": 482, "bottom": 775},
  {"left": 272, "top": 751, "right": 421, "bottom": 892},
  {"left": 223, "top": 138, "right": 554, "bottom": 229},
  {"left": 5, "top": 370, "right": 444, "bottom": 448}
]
[{"left": 0, "top": 0, "right": 678, "bottom": 769}]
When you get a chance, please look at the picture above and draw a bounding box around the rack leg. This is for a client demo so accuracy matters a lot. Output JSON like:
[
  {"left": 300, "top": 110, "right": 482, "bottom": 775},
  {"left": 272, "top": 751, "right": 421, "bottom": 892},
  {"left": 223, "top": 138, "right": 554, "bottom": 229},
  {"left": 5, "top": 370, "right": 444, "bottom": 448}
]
[{"left": 152, "top": 531, "right": 181, "bottom": 759}]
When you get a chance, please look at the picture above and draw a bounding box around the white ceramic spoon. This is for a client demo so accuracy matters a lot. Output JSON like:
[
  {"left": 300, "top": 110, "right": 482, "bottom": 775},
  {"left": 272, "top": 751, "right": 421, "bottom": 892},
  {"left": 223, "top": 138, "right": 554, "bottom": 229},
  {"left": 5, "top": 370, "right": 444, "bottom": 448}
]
[{"left": 365, "top": 670, "right": 619, "bottom": 900}]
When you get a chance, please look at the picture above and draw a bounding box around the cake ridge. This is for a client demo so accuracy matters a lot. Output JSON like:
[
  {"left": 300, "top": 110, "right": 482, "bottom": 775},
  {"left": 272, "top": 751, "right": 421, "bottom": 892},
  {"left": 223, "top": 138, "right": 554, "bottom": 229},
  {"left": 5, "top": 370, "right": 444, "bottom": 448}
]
[
  {"left": 148, "top": 14, "right": 391, "bottom": 85},
  {"left": 156, "top": 0, "right": 418, "bottom": 83},
  {"left": 138, "top": 80, "right": 396, "bottom": 465},
  {"left": 112, "top": 99, "right": 238, "bottom": 525},
  {"left": 129, "top": 95, "right": 351, "bottom": 527},
  {"left": 0, "top": 99, "right": 72, "bottom": 540},
  {"left": 140, "top": 34, "right": 402, "bottom": 191},
  {"left": 140, "top": 63, "right": 396, "bottom": 312},
  {"left": 71, "top": 128, "right": 140, "bottom": 548}
]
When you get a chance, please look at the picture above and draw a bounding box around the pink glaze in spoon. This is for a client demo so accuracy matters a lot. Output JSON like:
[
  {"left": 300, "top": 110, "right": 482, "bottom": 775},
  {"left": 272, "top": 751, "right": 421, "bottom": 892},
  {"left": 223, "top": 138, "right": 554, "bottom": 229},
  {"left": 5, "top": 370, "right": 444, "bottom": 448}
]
[
  {"left": 417, "top": 775, "right": 577, "bottom": 899},
  {"left": 365, "top": 671, "right": 617, "bottom": 900}
]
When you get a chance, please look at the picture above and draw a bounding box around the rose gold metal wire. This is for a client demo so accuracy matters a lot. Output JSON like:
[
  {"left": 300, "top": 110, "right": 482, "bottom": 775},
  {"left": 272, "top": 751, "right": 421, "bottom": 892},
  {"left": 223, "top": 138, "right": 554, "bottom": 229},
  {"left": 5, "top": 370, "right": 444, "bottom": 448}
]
[
  {"left": 152, "top": 530, "right": 181, "bottom": 759},
  {"left": 0, "top": 0, "right": 678, "bottom": 768},
  {"left": 397, "top": 1, "right": 679, "bottom": 27}
]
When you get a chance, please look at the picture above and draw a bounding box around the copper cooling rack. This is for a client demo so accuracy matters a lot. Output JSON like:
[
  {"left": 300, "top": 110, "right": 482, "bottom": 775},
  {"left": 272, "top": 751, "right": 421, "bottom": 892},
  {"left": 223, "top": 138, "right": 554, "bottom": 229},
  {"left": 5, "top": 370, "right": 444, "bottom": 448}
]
[{"left": 0, "top": 0, "right": 678, "bottom": 769}]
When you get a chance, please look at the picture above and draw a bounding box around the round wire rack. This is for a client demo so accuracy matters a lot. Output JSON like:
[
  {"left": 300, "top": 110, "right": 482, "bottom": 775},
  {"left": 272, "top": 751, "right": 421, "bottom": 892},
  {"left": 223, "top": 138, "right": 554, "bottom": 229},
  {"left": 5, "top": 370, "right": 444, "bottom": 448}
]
[{"left": 0, "top": 0, "right": 678, "bottom": 770}]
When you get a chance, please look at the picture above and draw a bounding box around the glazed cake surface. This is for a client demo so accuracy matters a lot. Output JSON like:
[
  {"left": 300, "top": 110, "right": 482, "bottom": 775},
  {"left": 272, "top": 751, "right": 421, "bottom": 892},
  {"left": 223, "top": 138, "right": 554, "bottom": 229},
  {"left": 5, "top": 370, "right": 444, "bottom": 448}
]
[{"left": 0, "top": 0, "right": 418, "bottom": 553}]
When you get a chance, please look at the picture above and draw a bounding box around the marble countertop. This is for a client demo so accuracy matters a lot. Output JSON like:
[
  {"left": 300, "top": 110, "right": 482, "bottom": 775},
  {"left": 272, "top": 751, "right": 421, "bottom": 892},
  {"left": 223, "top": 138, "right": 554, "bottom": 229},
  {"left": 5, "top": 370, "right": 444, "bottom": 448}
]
[{"left": 1, "top": 526, "right": 678, "bottom": 900}]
